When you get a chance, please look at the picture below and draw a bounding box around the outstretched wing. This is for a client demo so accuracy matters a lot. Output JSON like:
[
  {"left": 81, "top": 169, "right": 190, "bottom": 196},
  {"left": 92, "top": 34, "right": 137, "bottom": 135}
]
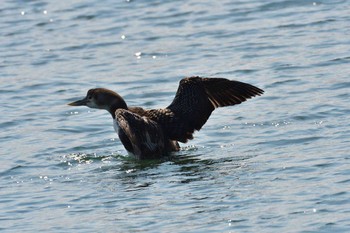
[
  {"left": 115, "top": 109, "right": 165, "bottom": 159},
  {"left": 164, "top": 76, "right": 264, "bottom": 142}
]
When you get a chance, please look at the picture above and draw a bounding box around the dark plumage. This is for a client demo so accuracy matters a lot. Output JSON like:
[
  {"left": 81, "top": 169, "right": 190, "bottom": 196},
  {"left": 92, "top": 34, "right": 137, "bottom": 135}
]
[{"left": 68, "top": 76, "right": 264, "bottom": 159}]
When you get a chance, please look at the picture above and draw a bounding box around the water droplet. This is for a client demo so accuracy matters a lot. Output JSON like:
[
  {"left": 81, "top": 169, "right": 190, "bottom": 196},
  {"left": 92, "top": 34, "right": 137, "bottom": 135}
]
[
  {"left": 152, "top": 55, "right": 157, "bottom": 59},
  {"left": 43, "top": 10, "right": 48, "bottom": 14},
  {"left": 121, "top": 35, "right": 126, "bottom": 40},
  {"left": 135, "top": 52, "right": 142, "bottom": 59},
  {"left": 21, "top": 11, "right": 26, "bottom": 15}
]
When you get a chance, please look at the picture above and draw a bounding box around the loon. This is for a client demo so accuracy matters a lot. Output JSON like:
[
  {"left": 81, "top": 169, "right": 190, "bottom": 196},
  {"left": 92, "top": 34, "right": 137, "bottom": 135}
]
[{"left": 68, "top": 76, "right": 263, "bottom": 159}]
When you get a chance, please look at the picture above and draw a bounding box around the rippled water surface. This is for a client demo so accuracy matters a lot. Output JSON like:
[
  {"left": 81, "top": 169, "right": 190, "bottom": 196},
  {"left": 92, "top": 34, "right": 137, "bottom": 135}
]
[{"left": 1, "top": 0, "right": 350, "bottom": 232}]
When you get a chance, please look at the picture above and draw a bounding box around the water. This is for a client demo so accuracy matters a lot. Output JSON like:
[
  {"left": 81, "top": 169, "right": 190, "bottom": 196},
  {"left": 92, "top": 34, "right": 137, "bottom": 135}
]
[{"left": 1, "top": 0, "right": 350, "bottom": 232}]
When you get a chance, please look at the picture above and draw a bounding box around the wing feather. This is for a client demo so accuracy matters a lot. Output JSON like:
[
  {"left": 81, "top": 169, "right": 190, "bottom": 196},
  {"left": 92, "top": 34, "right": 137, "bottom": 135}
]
[{"left": 164, "top": 76, "right": 263, "bottom": 142}]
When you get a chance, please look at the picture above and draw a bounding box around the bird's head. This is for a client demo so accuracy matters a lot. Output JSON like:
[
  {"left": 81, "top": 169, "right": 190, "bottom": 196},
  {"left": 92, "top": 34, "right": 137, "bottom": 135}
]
[{"left": 68, "top": 88, "right": 127, "bottom": 118}]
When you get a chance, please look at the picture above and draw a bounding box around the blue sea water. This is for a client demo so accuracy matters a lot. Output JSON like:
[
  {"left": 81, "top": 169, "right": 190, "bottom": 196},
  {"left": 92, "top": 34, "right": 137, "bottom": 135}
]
[{"left": 1, "top": 0, "right": 350, "bottom": 232}]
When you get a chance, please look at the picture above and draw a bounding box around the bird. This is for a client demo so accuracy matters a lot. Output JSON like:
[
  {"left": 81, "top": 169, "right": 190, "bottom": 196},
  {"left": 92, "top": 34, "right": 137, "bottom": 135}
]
[{"left": 68, "top": 76, "right": 263, "bottom": 159}]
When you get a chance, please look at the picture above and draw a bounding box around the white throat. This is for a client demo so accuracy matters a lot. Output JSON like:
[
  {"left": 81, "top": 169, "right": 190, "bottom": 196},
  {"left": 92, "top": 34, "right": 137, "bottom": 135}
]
[{"left": 113, "top": 119, "right": 119, "bottom": 134}]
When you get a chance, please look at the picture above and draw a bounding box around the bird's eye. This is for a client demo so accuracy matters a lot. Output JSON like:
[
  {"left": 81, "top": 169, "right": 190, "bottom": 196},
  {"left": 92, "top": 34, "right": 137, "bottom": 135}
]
[{"left": 88, "top": 95, "right": 92, "bottom": 100}]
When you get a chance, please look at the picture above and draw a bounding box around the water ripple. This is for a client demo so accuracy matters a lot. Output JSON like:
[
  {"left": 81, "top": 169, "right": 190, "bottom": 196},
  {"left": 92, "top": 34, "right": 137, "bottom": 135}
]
[{"left": 1, "top": 0, "right": 350, "bottom": 232}]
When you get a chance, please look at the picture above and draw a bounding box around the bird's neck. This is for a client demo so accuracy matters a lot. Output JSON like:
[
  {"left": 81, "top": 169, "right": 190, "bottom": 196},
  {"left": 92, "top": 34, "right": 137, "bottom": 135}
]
[{"left": 108, "top": 98, "right": 128, "bottom": 119}]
